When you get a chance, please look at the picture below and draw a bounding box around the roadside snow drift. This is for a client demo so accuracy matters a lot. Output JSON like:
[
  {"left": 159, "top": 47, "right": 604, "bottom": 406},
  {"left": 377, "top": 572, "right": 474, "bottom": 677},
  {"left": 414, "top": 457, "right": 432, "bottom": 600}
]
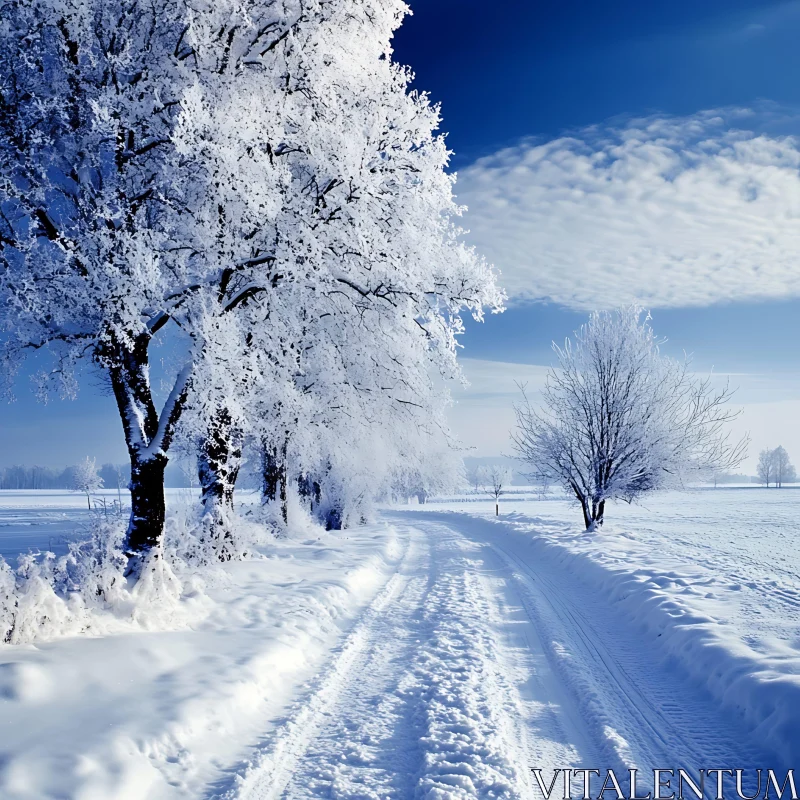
[
  {"left": 408, "top": 497, "right": 800, "bottom": 769},
  {"left": 0, "top": 520, "right": 404, "bottom": 799}
]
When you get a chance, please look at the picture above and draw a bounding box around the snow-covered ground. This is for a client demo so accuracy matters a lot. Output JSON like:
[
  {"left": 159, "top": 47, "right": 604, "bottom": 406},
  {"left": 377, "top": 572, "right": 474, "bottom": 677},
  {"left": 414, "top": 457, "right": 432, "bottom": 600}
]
[
  {"left": 0, "top": 488, "right": 796, "bottom": 798},
  {"left": 0, "top": 489, "right": 259, "bottom": 561}
]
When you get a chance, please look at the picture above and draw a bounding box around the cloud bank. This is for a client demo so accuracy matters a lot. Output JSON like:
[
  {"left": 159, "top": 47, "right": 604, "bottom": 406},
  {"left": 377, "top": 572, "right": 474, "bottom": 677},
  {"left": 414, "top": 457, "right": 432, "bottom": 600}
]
[{"left": 456, "top": 109, "right": 800, "bottom": 310}]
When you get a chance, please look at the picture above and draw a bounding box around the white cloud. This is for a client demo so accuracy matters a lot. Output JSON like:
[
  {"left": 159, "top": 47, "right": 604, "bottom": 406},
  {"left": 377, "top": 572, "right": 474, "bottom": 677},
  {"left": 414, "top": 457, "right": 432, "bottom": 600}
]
[{"left": 456, "top": 109, "right": 800, "bottom": 310}]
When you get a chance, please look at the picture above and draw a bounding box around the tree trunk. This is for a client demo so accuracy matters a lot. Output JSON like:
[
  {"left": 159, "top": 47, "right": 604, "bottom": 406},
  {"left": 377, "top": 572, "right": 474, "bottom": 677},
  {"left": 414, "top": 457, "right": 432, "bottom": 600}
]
[
  {"left": 103, "top": 330, "right": 191, "bottom": 578},
  {"left": 260, "top": 439, "right": 288, "bottom": 523},
  {"left": 298, "top": 474, "right": 322, "bottom": 513},
  {"left": 579, "top": 496, "right": 592, "bottom": 530},
  {"left": 126, "top": 454, "right": 168, "bottom": 566},
  {"left": 495, "top": 501, "right": 499, "bottom": 516},
  {"left": 325, "top": 507, "right": 343, "bottom": 530},
  {"left": 198, "top": 409, "right": 242, "bottom": 560}
]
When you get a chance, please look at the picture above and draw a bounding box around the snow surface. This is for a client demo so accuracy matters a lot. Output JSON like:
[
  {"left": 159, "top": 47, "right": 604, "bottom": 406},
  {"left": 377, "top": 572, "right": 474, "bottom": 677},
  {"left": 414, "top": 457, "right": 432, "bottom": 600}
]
[
  {"left": 0, "top": 488, "right": 796, "bottom": 798},
  {"left": 0, "top": 490, "right": 260, "bottom": 561}
]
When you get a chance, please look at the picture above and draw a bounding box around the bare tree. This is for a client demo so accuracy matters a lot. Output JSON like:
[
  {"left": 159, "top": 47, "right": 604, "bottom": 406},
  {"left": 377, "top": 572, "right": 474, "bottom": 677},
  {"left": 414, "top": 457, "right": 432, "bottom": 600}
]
[
  {"left": 485, "top": 464, "right": 512, "bottom": 516},
  {"left": 513, "top": 308, "right": 747, "bottom": 530}
]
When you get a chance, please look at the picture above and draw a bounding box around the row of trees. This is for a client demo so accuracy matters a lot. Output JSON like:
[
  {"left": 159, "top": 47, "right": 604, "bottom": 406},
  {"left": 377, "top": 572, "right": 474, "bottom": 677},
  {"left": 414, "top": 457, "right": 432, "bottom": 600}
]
[
  {"left": 0, "top": 462, "right": 126, "bottom": 491},
  {"left": 0, "top": 0, "right": 502, "bottom": 576},
  {"left": 514, "top": 308, "right": 747, "bottom": 530},
  {"left": 756, "top": 447, "right": 797, "bottom": 487}
]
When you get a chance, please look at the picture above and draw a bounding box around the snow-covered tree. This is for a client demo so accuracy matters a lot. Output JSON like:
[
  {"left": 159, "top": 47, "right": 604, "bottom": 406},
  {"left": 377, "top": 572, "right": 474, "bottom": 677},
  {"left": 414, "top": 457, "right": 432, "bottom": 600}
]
[
  {"left": 773, "top": 447, "right": 796, "bottom": 487},
  {"left": 72, "top": 457, "right": 104, "bottom": 510},
  {"left": 180, "top": 0, "right": 503, "bottom": 538},
  {"left": 757, "top": 449, "right": 774, "bottom": 487},
  {"left": 513, "top": 308, "right": 747, "bottom": 530},
  {"left": 758, "top": 446, "right": 796, "bottom": 488},
  {"left": 465, "top": 464, "right": 486, "bottom": 494},
  {"left": 0, "top": 0, "right": 211, "bottom": 574},
  {"left": 484, "top": 464, "right": 512, "bottom": 516},
  {"left": 1, "top": 0, "right": 501, "bottom": 570}
]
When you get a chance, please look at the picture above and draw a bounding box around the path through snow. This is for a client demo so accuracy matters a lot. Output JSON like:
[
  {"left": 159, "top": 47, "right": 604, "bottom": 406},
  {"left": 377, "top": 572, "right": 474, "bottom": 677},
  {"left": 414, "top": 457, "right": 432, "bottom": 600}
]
[{"left": 217, "top": 513, "right": 776, "bottom": 799}]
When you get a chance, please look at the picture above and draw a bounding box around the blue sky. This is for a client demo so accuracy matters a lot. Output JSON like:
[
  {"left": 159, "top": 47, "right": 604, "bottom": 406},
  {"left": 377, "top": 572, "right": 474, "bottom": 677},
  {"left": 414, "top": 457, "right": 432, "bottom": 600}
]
[
  {"left": 393, "top": 0, "right": 800, "bottom": 167},
  {"left": 392, "top": 0, "right": 800, "bottom": 470},
  {"left": 4, "top": 0, "right": 800, "bottom": 470}
]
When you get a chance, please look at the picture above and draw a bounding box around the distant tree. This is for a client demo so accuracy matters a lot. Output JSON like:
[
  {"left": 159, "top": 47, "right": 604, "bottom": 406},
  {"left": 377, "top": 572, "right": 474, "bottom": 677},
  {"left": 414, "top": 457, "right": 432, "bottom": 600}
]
[
  {"left": 771, "top": 446, "right": 795, "bottom": 488},
  {"left": 72, "top": 457, "right": 104, "bottom": 510},
  {"left": 99, "top": 463, "right": 129, "bottom": 508},
  {"left": 513, "top": 308, "right": 747, "bottom": 530},
  {"left": 756, "top": 449, "right": 774, "bottom": 487},
  {"left": 485, "top": 464, "right": 512, "bottom": 516},
  {"left": 466, "top": 465, "right": 486, "bottom": 494}
]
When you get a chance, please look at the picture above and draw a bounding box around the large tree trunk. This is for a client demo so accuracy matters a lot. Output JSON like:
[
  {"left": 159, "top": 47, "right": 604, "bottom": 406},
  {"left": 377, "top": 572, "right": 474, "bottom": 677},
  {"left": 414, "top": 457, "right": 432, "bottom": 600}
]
[
  {"left": 578, "top": 494, "right": 592, "bottom": 529},
  {"left": 198, "top": 408, "right": 242, "bottom": 560},
  {"left": 104, "top": 330, "right": 191, "bottom": 578},
  {"left": 595, "top": 500, "right": 605, "bottom": 526},
  {"left": 127, "top": 454, "right": 168, "bottom": 555},
  {"left": 260, "top": 439, "right": 287, "bottom": 523}
]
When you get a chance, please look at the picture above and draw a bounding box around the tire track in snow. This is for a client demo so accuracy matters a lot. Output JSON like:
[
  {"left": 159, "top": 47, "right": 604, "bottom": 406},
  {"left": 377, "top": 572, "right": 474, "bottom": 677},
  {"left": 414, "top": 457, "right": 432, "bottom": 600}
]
[
  {"left": 495, "top": 539, "right": 773, "bottom": 769},
  {"left": 220, "top": 520, "right": 565, "bottom": 799},
  {"left": 277, "top": 530, "right": 436, "bottom": 799},
  {"left": 215, "top": 525, "right": 420, "bottom": 800},
  {"left": 405, "top": 520, "right": 602, "bottom": 796},
  {"left": 410, "top": 557, "right": 535, "bottom": 798},
  {"left": 418, "top": 512, "right": 776, "bottom": 773},
  {"left": 278, "top": 520, "right": 592, "bottom": 799}
]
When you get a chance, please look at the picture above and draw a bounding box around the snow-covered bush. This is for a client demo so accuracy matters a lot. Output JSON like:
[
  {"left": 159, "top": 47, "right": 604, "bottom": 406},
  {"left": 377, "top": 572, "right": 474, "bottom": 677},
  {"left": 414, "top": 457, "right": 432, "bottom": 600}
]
[
  {"left": 513, "top": 307, "right": 747, "bottom": 529},
  {"left": 1, "top": 520, "right": 126, "bottom": 644},
  {"left": 0, "top": 514, "right": 216, "bottom": 645}
]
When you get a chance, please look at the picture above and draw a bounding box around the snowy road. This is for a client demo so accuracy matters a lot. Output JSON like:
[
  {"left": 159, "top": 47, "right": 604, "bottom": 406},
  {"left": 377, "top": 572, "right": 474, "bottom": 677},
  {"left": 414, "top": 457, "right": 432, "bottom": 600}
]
[{"left": 219, "top": 513, "right": 776, "bottom": 800}]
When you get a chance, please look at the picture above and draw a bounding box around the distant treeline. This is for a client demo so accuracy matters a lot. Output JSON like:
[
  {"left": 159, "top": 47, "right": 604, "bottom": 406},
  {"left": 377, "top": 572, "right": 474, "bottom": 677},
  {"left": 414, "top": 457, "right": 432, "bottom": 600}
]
[{"left": 0, "top": 463, "right": 196, "bottom": 490}]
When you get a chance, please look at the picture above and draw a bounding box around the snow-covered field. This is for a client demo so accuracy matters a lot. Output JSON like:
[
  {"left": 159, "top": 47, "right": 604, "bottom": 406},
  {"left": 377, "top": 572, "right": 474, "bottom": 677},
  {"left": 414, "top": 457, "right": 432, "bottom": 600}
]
[
  {"left": 0, "top": 488, "right": 797, "bottom": 798},
  {"left": 0, "top": 489, "right": 260, "bottom": 561}
]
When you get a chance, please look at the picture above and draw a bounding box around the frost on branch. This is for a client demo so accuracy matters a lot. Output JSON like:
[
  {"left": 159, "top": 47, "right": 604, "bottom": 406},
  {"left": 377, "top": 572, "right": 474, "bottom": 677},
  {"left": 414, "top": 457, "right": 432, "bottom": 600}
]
[
  {"left": 71, "top": 456, "right": 104, "bottom": 510},
  {"left": 1, "top": 0, "right": 502, "bottom": 581},
  {"left": 513, "top": 307, "right": 747, "bottom": 530}
]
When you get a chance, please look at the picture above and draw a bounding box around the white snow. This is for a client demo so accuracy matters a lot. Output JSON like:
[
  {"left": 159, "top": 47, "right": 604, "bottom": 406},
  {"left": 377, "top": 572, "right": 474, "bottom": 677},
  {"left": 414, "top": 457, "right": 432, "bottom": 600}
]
[
  {"left": 0, "top": 506, "right": 403, "bottom": 798},
  {"left": 0, "top": 487, "right": 796, "bottom": 798},
  {"left": 413, "top": 487, "right": 800, "bottom": 768}
]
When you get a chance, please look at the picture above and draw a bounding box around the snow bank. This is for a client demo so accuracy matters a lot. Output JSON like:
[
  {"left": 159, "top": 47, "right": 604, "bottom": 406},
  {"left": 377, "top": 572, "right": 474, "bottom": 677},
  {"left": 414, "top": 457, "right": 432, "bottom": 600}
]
[
  {"left": 414, "top": 509, "right": 800, "bottom": 768},
  {"left": 0, "top": 516, "right": 405, "bottom": 799}
]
